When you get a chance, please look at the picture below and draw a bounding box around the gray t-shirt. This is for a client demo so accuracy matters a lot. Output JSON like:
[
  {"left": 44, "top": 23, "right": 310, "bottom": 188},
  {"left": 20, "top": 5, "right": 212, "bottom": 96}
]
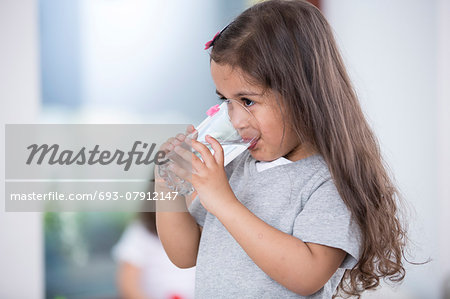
[{"left": 188, "top": 151, "right": 361, "bottom": 298}]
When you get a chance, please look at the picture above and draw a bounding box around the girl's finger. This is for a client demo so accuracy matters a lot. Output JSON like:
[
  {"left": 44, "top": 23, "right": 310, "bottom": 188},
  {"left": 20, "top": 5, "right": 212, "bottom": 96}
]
[
  {"left": 185, "top": 124, "right": 195, "bottom": 135},
  {"left": 191, "top": 139, "right": 216, "bottom": 167},
  {"left": 206, "top": 135, "right": 224, "bottom": 166},
  {"left": 173, "top": 144, "right": 205, "bottom": 172},
  {"left": 175, "top": 133, "right": 187, "bottom": 143},
  {"left": 171, "top": 136, "right": 183, "bottom": 148},
  {"left": 160, "top": 137, "right": 176, "bottom": 152}
]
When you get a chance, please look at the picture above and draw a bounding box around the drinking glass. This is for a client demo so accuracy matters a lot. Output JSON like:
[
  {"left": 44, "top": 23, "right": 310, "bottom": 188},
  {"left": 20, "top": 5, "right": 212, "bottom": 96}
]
[{"left": 158, "top": 99, "right": 259, "bottom": 195}]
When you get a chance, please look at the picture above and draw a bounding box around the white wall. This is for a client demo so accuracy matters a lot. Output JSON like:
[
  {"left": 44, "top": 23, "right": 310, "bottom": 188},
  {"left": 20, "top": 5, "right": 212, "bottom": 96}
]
[
  {"left": 437, "top": 0, "right": 450, "bottom": 296},
  {"left": 79, "top": 0, "right": 228, "bottom": 123},
  {"left": 323, "top": 0, "right": 447, "bottom": 298},
  {"left": 0, "top": 0, "right": 43, "bottom": 298}
]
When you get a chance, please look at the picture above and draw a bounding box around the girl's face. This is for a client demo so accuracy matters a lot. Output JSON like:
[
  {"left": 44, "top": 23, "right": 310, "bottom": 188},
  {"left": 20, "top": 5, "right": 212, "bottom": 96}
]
[{"left": 210, "top": 61, "right": 315, "bottom": 162}]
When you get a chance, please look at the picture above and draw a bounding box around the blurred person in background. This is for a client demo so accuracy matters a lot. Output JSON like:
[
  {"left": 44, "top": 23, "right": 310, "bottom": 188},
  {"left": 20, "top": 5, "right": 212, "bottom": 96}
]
[{"left": 112, "top": 208, "right": 195, "bottom": 299}]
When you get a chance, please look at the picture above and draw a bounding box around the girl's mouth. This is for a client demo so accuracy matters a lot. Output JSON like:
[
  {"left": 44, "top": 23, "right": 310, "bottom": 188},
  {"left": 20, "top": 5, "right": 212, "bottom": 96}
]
[{"left": 248, "top": 138, "right": 259, "bottom": 150}]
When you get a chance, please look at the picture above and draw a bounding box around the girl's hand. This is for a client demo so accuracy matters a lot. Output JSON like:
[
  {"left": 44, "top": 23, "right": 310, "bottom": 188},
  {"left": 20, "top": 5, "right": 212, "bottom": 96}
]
[
  {"left": 154, "top": 125, "right": 195, "bottom": 188},
  {"left": 171, "top": 134, "right": 237, "bottom": 215}
]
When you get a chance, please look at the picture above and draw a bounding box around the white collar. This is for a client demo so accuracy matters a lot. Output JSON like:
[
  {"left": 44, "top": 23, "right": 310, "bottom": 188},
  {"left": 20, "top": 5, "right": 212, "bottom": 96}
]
[{"left": 255, "top": 156, "right": 292, "bottom": 172}]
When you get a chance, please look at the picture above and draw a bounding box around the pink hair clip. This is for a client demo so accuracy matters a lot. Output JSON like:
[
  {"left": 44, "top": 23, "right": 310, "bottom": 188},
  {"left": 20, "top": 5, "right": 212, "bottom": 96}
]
[
  {"left": 204, "top": 31, "right": 221, "bottom": 50},
  {"left": 204, "top": 23, "right": 231, "bottom": 50}
]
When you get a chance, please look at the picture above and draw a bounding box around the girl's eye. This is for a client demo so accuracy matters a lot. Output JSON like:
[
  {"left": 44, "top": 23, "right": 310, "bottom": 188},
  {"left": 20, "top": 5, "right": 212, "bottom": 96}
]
[
  {"left": 242, "top": 98, "right": 255, "bottom": 107},
  {"left": 217, "top": 96, "right": 254, "bottom": 107},
  {"left": 218, "top": 96, "right": 230, "bottom": 103}
]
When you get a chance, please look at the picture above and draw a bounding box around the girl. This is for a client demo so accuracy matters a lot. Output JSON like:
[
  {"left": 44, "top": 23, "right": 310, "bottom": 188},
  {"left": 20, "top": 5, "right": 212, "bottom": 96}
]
[{"left": 156, "top": 0, "right": 407, "bottom": 298}]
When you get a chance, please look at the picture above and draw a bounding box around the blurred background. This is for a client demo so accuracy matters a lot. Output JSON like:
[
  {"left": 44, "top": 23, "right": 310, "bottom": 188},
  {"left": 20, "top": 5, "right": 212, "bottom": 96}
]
[{"left": 1, "top": 0, "right": 449, "bottom": 298}]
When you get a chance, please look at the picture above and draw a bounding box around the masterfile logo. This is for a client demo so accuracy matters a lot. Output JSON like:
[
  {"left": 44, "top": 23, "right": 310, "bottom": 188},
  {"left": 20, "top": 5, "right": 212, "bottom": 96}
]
[
  {"left": 26, "top": 141, "right": 168, "bottom": 171},
  {"left": 4, "top": 124, "right": 191, "bottom": 213}
]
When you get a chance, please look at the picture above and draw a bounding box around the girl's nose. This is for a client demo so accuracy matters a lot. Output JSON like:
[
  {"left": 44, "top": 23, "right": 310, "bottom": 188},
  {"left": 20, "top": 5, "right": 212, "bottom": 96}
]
[{"left": 228, "top": 101, "right": 250, "bottom": 130}]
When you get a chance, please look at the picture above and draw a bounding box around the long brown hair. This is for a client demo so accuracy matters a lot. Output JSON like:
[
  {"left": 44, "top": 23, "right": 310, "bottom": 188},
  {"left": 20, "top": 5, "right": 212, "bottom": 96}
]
[{"left": 210, "top": 0, "right": 408, "bottom": 297}]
